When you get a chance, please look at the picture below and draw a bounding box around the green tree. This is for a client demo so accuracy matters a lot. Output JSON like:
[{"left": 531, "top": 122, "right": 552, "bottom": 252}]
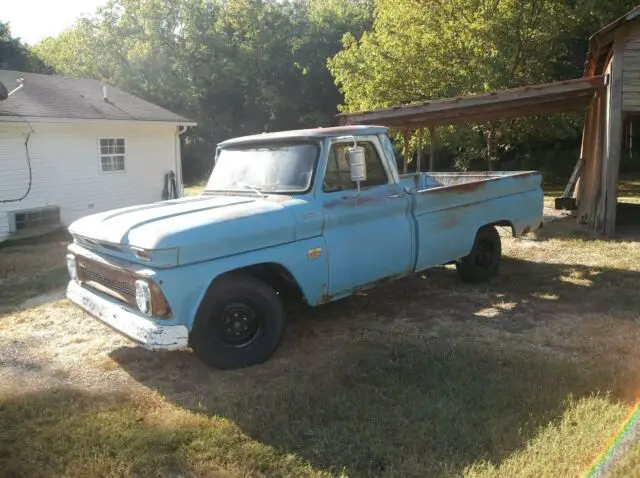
[
  {"left": 328, "top": 0, "right": 638, "bottom": 172},
  {"left": 0, "top": 22, "right": 50, "bottom": 73}
]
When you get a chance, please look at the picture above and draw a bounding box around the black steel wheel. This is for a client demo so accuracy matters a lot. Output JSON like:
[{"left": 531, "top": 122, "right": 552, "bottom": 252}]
[
  {"left": 455, "top": 225, "right": 502, "bottom": 283},
  {"left": 217, "top": 303, "right": 264, "bottom": 347},
  {"left": 191, "top": 273, "right": 286, "bottom": 369}
]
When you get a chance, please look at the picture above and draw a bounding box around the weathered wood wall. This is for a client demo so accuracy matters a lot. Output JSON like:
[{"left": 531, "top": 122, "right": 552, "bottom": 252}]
[
  {"left": 622, "top": 23, "right": 640, "bottom": 112},
  {"left": 601, "top": 30, "right": 625, "bottom": 236},
  {"left": 577, "top": 25, "right": 632, "bottom": 236},
  {"left": 576, "top": 79, "right": 606, "bottom": 228}
]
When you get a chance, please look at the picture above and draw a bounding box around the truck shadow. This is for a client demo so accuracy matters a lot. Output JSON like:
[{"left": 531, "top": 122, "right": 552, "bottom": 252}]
[{"left": 109, "top": 255, "right": 640, "bottom": 477}]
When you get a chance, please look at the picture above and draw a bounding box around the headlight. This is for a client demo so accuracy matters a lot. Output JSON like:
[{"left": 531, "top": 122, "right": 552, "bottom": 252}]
[
  {"left": 135, "top": 280, "right": 151, "bottom": 315},
  {"left": 66, "top": 254, "right": 77, "bottom": 280}
]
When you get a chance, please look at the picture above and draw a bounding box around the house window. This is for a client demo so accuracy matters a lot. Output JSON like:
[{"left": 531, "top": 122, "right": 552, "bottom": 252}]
[
  {"left": 11, "top": 206, "right": 61, "bottom": 232},
  {"left": 99, "top": 138, "right": 125, "bottom": 172}
]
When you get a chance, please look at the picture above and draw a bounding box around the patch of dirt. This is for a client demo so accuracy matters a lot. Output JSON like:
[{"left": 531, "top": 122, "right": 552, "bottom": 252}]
[
  {"left": 19, "top": 289, "right": 66, "bottom": 309},
  {"left": 0, "top": 300, "right": 144, "bottom": 397}
]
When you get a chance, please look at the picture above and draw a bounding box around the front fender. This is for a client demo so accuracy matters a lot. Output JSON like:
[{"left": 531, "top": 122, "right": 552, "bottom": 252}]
[{"left": 154, "top": 237, "right": 329, "bottom": 331}]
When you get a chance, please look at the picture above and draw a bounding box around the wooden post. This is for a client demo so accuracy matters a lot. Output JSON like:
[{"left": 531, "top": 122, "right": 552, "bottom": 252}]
[
  {"left": 416, "top": 128, "right": 424, "bottom": 172},
  {"left": 591, "top": 89, "right": 606, "bottom": 229},
  {"left": 483, "top": 128, "right": 493, "bottom": 171},
  {"left": 403, "top": 129, "right": 410, "bottom": 174},
  {"left": 575, "top": 108, "right": 595, "bottom": 217},
  {"left": 603, "top": 33, "right": 625, "bottom": 237},
  {"left": 429, "top": 126, "right": 436, "bottom": 172},
  {"left": 595, "top": 73, "right": 611, "bottom": 233}
]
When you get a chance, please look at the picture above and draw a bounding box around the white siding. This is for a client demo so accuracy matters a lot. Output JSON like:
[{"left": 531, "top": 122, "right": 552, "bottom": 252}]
[{"left": 0, "top": 121, "right": 180, "bottom": 242}]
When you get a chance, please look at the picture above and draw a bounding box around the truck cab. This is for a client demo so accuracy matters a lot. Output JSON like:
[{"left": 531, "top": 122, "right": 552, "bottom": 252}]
[{"left": 66, "top": 125, "right": 543, "bottom": 369}]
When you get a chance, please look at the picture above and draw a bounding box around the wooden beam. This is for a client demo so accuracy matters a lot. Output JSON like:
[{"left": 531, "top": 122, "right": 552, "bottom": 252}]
[
  {"left": 402, "top": 129, "right": 410, "bottom": 174},
  {"left": 416, "top": 128, "right": 424, "bottom": 172},
  {"left": 429, "top": 126, "right": 436, "bottom": 172},
  {"left": 338, "top": 76, "right": 606, "bottom": 125},
  {"left": 377, "top": 94, "right": 597, "bottom": 129}
]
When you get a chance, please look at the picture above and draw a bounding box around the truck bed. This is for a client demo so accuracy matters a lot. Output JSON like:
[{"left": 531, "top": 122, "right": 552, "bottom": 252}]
[
  {"left": 397, "top": 171, "right": 544, "bottom": 271},
  {"left": 399, "top": 170, "right": 540, "bottom": 192}
]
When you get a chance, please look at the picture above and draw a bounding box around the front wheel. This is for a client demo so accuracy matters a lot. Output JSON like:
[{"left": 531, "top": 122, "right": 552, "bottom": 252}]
[
  {"left": 190, "top": 274, "right": 286, "bottom": 369},
  {"left": 456, "top": 225, "right": 502, "bottom": 283}
]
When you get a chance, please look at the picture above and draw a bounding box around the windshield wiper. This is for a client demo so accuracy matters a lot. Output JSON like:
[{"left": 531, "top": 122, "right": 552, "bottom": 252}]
[{"left": 236, "top": 183, "right": 265, "bottom": 197}]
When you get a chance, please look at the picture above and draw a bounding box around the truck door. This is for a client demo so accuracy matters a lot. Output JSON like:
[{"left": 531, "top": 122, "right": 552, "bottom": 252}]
[{"left": 320, "top": 136, "right": 414, "bottom": 297}]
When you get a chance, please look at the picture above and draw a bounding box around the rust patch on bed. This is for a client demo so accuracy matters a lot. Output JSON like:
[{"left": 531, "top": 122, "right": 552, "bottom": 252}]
[{"left": 451, "top": 181, "right": 485, "bottom": 193}]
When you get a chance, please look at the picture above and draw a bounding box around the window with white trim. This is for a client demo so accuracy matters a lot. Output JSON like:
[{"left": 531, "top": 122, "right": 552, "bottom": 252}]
[{"left": 99, "top": 138, "right": 125, "bottom": 172}]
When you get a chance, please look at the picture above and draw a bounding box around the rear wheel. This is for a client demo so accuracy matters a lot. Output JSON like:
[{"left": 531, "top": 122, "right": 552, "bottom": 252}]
[
  {"left": 190, "top": 274, "right": 286, "bottom": 369},
  {"left": 456, "top": 225, "right": 502, "bottom": 283}
]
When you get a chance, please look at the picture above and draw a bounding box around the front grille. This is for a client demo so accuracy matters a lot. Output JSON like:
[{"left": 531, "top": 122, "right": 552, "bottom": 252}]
[
  {"left": 76, "top": 259, "right": 136, "bottom": 305},
  {"left": 80, "top": 267, "right": 135, "bottom": 297}
]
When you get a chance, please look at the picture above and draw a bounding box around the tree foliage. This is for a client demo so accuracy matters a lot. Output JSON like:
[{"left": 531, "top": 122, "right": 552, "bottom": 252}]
[
  {"left": 9, "top": 0, "right": 640, "bottom": 179},
  {"left": 0, "top": 22, "right": 50, "bottom": 73},
  {"left": 328, "top": 0, "right": 638, "bottom": 172}
]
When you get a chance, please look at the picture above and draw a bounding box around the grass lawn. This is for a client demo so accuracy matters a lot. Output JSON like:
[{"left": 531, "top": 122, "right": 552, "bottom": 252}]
[
  {"left": 1, "top": 184, "right": 639, "bottom": 477},
  {"left": 184, "top": 181, "right": 206, "bottom": 196}
]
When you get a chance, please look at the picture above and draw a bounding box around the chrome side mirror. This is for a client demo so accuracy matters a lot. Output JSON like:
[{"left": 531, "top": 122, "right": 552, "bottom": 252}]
[{"left": 348, "top": 146, "right": 367, "bottom": 183}]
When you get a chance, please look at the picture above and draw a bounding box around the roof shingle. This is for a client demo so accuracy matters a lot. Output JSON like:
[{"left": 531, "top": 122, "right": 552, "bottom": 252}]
[{"left": 0, "top": 70, "right": 194, "bottom": 124}]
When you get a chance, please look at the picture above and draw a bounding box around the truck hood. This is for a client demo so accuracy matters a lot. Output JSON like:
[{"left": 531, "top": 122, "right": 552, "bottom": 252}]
[{"left": 69, "top": 194, "right": 297, "bottom": 264}]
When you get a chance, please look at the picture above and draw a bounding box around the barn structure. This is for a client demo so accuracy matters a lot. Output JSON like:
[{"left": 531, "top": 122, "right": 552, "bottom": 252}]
[{"left": 338, "top": 6, "right": 640, "bottom": 237}]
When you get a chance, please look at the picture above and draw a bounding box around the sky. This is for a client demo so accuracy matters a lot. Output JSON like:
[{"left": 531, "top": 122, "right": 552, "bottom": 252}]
[{"left": 3, "top": 0, "right": 107, "bottom": 45}]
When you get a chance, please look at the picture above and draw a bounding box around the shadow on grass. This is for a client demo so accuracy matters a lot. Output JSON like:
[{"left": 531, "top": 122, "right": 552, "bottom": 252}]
[
  {"left": 109, "top": 256, "right": 640, "bottom": 477},
  {"left": 0, "top": 227, "right": 71, "bottom": 250},
  {"left": 109, "top": 342, "right": 621, "bottom": 477},
  {"left": 0, "top": 388, "right": 324, "bottom": 477},
  {"left": 0, "top": 267, "right": 68, "bottom": 311},
  {"left": 529, "top": 204, "right": 640, "bottom": 242}
]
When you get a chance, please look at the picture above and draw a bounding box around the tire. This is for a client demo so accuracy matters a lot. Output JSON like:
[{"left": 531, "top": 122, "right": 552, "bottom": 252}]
[
  {"left": 190, "top": 274, "right": 286, "bottom": 369},
  {"left": 455, "top": 225, "right": 502, "bottom": 283}
]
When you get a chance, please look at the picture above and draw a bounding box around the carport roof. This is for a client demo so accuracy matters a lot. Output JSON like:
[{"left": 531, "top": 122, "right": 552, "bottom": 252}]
[{"left": 337, "top": 76, "right": 606, "bottom": 129}]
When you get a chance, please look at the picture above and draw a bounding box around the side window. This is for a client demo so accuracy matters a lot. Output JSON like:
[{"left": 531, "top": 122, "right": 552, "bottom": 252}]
[
  {"left": 323, "top": 141, "right": 388, "bottom": 192},
  {"left": 99, "top": 138, "right": 126, "bottom": 172}
]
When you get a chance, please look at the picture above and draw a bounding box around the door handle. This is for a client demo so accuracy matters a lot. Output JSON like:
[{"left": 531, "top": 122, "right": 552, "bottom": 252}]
[{"left": 388, "top": 187, "right": 411, "bottom": 199}]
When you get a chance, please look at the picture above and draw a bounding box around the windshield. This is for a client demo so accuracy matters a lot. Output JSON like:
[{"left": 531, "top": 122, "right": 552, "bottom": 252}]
[{"left": 205, "top": 141, "right": 319, "bottom": 194}]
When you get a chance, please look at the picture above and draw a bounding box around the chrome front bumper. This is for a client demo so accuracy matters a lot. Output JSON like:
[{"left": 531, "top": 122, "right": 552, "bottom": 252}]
[{"left": 66, "top": 280, "right": 189, "bottom": 351}]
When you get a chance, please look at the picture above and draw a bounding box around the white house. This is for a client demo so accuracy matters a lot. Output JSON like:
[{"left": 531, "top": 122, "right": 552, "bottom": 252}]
[{"left": 0, "top": 70, "right": 195, "bottom": 243}]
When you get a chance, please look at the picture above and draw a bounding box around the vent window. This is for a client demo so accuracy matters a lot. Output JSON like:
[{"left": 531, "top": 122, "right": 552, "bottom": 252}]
[{"left": 11, "top": 206, "right": 61, "bottom": 232}]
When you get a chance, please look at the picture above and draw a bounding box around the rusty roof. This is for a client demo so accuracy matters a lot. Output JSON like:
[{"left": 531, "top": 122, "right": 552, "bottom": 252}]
[{"left": 337, "top": 76, "right": 605, "bottom": 129}]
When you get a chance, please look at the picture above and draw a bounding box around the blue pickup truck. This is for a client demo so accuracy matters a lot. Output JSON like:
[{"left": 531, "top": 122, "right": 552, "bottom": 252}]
[{"left": 66, "top": 125, "right": 543, "bottom": 368}]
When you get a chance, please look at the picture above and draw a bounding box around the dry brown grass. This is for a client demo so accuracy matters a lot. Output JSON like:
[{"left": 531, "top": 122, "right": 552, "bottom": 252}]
[{"left": 1, "top": 211, "right": 640, "bottom": 476}]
